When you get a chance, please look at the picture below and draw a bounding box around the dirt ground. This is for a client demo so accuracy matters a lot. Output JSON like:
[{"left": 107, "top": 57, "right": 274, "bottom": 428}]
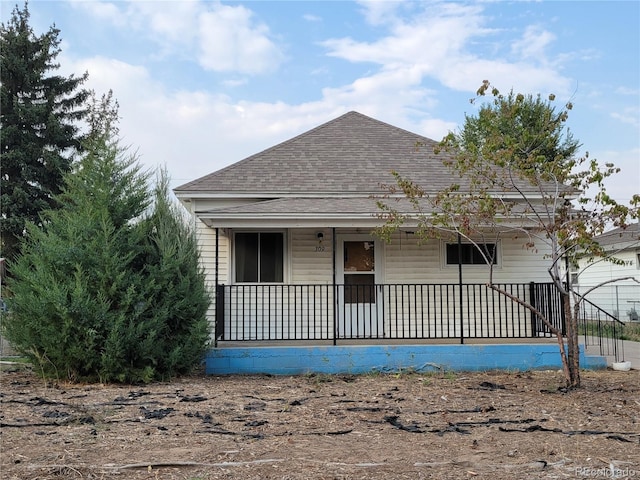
[{"left": 1, "top": 366, "right": 638, "bottom": 480}]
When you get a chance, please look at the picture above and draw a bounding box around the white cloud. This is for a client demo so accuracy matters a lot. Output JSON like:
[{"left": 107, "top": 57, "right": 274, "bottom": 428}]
[
  {"left": 70, "top": 0, "right": 285, "bottom": 75},
  {"left": 61, "top": 52, "right": 446, "bottom": 187},
  {"left": 356, "top": 0, "right": 403, "bottom": 27},
  {"left": 303, "top": 14, "right": 322, "bottom": 23},
  {"left": 418, "top": 118, "right": 458, "bottom": 141},
  {"left": 129, "top": 1, "right": 201, "bottom": 53},
  {"left": 70, "top": 56, "right": 153, "bottom": 103},
  {"left": 611, "top": 110, "right": 640, "bottom": 128},
  {"left": 323, "top": 2, "right": 572, "bottom": 96},
  {"left": 60, "top": 2, "right": 570, "bottom": 184},
  {"left": 589, "top": 148, "right": 640, "bottom": 204},
  {"left": 510, "top": 25, "right": 556, "bottom": 64},
  {"left": 68, "top": 0, "right": 126, "bottom": 27},
  {"left": 616, "top": 86, "right": 640, "bottom": 96},
  {"left": 222, "top": 78, "right": 249, "bottom": 87},
  {"left": 318, "top": 66, "right": 438, "bottom": 121},
  {"left": 439, "top": 57, "right": 572, "bottom": 96},
  {"left": 323, "top": 13, "right": 481, "bottom": 68},
  {"left": 197, "top": 3, "right": 285, "bottom": 74},
  {"left": 59, "top": 54, "right": 326, "bottom": 185}
]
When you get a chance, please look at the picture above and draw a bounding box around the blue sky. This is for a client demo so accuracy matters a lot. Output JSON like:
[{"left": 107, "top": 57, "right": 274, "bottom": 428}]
[{"left": 3, "top": 0, "right": 639, "bottom": 203}]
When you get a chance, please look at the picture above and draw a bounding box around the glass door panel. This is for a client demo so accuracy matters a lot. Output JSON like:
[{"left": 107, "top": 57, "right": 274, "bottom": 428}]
[{"left": 344, "top": 241, "right": 375, "bottom": 272}]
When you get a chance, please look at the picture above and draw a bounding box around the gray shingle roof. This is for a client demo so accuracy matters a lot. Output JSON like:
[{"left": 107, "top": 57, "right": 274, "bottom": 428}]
[
  {"left": 175, "top": 111, "right": 555, "bottom": 197},
  {"left": 594, "top": 223, "right": 640, "bottom": 248},
  {"left": 175, "top": 111, "right": 452, "bottom": 194}
]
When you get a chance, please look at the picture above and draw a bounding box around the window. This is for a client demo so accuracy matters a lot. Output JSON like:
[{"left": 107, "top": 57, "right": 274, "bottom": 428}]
[
  {"left": 235, "top": 232, "right": 284, "bottom": 283},
  {"left": 343, "top": 241, "right": 375, "bottom": 304},
  {"left": 570, "top": 263, "right": 580, "bottom": 284},
  {"left": 446, "top": 243, "right": 497, "bottom": 265}
]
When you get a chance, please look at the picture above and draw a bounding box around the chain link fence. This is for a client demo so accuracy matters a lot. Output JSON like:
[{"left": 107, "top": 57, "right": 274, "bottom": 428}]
[{"left": 574, "top": 284, "right": 640, "bottom": 322}]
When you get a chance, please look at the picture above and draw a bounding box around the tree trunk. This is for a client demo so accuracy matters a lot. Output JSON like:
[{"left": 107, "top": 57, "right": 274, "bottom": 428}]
[
  {"left": 563, "top": 292, "right": 581, "bottom": 388},
  {"left": 486, "top": 283, "right": 579, "bottom": 387}
]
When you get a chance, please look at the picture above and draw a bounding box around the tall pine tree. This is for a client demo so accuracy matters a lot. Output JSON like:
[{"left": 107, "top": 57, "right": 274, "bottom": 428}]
[
  {"left": 1, "top": 3, "right": 89, "bottom": 262},
  {"left": 4, "top": 93, "right": 211, "bottom": 383}
]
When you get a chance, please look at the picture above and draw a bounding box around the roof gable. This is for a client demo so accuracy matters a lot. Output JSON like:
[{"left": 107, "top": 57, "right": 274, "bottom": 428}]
[{"left": 175, "top": 111, "right": 449, "bottom": 194}]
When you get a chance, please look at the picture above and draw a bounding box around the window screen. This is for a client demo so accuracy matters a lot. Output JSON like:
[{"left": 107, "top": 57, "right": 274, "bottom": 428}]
[
  {"left": 446, "top": 243, "right": 497, "bottom": 265},
  {"left": 235, "top": 232, "right": 283, "bottom": 282}
]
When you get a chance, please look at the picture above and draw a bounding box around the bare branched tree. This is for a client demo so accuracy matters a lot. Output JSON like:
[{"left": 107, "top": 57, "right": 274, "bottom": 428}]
[{"left": 376, "top": 81, "right": 639, "bottom": 388}]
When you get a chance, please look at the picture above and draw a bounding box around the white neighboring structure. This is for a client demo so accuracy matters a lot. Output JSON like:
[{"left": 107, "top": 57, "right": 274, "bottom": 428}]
[{"left": 574, "top": 223, "right": 640, "bottom": 321}]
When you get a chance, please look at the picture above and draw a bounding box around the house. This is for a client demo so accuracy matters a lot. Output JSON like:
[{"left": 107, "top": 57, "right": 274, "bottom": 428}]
[
  {"left": 573, "top": 223, "right": 640, "bottom": 321},
  {"left": 174, "top": 111, "right": 606, "bottom": 374}
]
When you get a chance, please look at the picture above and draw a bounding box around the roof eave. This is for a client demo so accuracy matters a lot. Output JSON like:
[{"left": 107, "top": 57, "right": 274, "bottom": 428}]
[
  {"left": 197, "top": 212, "right": 546, "bottom": 230},
  {"left": 199, "top": 214, "right": 384, "bottom": 229}
]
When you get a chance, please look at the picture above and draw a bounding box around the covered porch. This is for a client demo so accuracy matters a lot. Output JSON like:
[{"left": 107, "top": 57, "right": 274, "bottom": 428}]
[
  {"left": 206, "top": 222, "right": 584, "bottom": 374},
  {"left": 202, "top": 217, "right": 567, "bottom": 346}
]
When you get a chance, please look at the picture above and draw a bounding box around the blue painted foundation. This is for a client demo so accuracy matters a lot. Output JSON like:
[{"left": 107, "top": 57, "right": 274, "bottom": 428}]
[{"left": 205, "top": 344, "right": 607, "bottom": 375}]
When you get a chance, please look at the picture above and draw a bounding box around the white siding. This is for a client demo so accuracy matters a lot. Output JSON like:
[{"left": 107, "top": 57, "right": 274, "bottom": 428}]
[
  {"left": 222, "top": 284, "right": 333, "bottom": 340},
  {"left": 219, "top": 228, "right": 335, "bottom": 340},
  {"left": 577, "top": 250, "right": 640, "bottom": 286},
  {"left": 196, "top": 221, "right": 229, "bottom": 332},
  {"left": 575, "top": 250, "right": 640, "bottom": 319},
  {"left": 290, "top": 229, "right": 334, "bottom": 283},
  {"left": 384, "top": 232, "right": 551, "bottom": 284},
  {"left": 384, "top": 232, "right": 550, "bottom": 338},
  {"left": 384, "top": 233, "right": 440, "bottom": 283},
  {"left": 215, "top": 228, "right": 336, "bottom": 341},
  {"left": 381, "top": 233, "right": 546, "bottom": 338},
  {"left": 380, "top": 282, "right": 536, "bottom": 338}
]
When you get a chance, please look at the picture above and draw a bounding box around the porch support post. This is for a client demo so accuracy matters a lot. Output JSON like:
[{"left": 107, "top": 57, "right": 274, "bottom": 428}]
[
  {"left": 563, "top": 255, "right": 570, "bottom": 335},
  {"left": 332, "top": 227, "right": 337, "bottom": 346},
  {"left": 215, "top": 228, "right": 219, "bottom": 292},
  {"left": 458, "top": 233, "right": 464, "bottom": 344},
  {"left": 214, "top": 227, "right": 220, "bottom": 348},
  {"left": 529, "top": 282, "right": 537, "bottom": 336}
]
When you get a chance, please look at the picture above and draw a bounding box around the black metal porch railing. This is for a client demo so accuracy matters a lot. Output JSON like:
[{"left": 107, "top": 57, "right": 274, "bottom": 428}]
[
  {"left": 578, "top": 296, "right": 626, "bottom": 362},
  {"left": 214, "top": 282, "right": 566, "bottom": 343}
]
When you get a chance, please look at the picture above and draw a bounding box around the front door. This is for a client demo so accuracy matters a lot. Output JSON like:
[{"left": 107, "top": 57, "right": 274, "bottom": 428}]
[{"left": 336, "top": 235, "right": 383, "bottom": 338}]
